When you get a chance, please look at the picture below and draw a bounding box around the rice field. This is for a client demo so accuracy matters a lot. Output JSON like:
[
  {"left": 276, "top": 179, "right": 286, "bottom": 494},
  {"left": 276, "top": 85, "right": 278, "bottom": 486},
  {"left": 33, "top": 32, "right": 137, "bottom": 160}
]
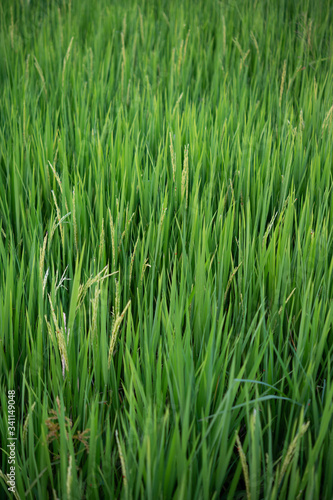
[{"left": 0, "top": 0, "right": 333, "bottom": 498}]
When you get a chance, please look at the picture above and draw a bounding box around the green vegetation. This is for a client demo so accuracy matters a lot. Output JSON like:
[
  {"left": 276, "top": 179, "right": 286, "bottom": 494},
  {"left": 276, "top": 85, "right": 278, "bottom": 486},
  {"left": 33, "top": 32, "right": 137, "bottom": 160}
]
[{"left": 0, "top": 0, "right": 332, "bottom": 498}]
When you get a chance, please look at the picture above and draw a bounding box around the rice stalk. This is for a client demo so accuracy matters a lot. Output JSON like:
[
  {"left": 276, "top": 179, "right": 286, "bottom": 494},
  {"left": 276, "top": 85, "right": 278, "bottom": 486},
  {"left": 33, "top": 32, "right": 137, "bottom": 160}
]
[
  {"left": 48, "top": 294, "right": 69, "bottom": 373},
  {"left": 45, "top": 315, "right": 55, "bottom": 347},
  {"left": 66, "top": 455, "right": 73, "bottom": 499},
  {"left": 222, "top": 16, "right": 226, "bottom": 55},
  {"left": 34, "top": 56, "right": 47, "bottom": 97},
  {"left": 223, "top": 261, "right": 242, "bottom": 305},
  {"left": 177, "top": 40, "right": 184, "bottom": 75},
  {"left": 43, "top": 268, "right": 50, "bottom": 296},
  {"left": 99, "top": 218, "right": 105, "bottom": 260},
  {"left": 322, "top": 104, "right": 333, "bottom": 135},
  {"left": 162, "top": 12, "right": 170, "bottom": 27},
  {"left": 279, "top": 59, "right": 287, "bottom": 107},
  {"left": 58, "top": 8, "right": 63, "bottom": 47},
  {"left": 48, "top": 161, "right": 63, "bottom": 195},
  {"left": 314, "top": 76, "right": 318, "bottom": 99},
  {"left": 126, "top": 78, "right": 131, "bottom": 107},
  {"left": 112, "top": 278, "right": 120, "bottom": 330},
  {"left": 278, "top": 287, "right": 296, "bottom": 315},
  {"left": 184, "top": 29, "right": 190, "bottom": 60},
  {"left": 115, "top": 430, "right": 128, "bottom": 495},
  {"left": 39, "top": 232, "right": 48, "bottom": 282},
  {"left": 108, "top": 300, "right": 131, "bottom": 367},
  {"left": 160, "top": 206, "right": 167, "bottom": 229},
  {"left": 122, "top": 13, "right": 127, "bottom": 39},
  {"left": 108, "top": 208, "right": 116, "bottom": 268},
  {"left": 262, "top": 211, "right": 278, "bottom": 247},
  {"left": 62, "top": 37, "right": 74, "bottom": 88},
  {"left": 22, "top": 402, "right": 36, "bottom": 445},
  {"left": 118, "top": 211, "right": 135, "bottom": 254},
  {"left": 287, "top": 65, "right": 304, "bottom": 93},
  {"left": 0, "top": 470, "right": 21, "bottom": 500},
  {"left": 299, "top": 109, "right": 305, "bottom": 131},
  {"left": 121, "top": 32, "right": 126, "bottom": 67},
  {"left": 77, "top": 266, "right": 117, "bottom": 312},
  {"left": 138, "top": 6, "right": 144, "bottom": 43},
  {"left": 55, "top": 265, "right": 70, "bottom": 293},
  {"left": 10, "top": 7, "right": 14, "bottom": 49},
  {"left": 233, "top": 38, "right": 244, "bottom": 58},
  {"left": 129, "top": 235, "right": 139, "bottom": 288},
  {"left": 121, "top": 60, "right": 125, "bottom": 100},
  {"left": 140, "top": 257, "right": 151, "bottom": 285},
  {"left": 240, "top": 49, "right": 250, "bottom": 71},
  {"left": 169, "top": 132, "right": 176, "bottom": 184},
  {"left": 172, "top": 92, "right": 183, "bottom": 116},
  {"left": 51, "top": 190, "right": 65, "bottom": 248},
  {"left": 277, "top": 421, "right": 310, "bottom": 488},
  {"left": 236, "top": 433, "right": 251, "bottom": 500},
  {"left": 250, "top": 31, "right": 260, "bottom": 60},
  {"left": 181, "top": 144, "right": 189, "bottom": 208}
]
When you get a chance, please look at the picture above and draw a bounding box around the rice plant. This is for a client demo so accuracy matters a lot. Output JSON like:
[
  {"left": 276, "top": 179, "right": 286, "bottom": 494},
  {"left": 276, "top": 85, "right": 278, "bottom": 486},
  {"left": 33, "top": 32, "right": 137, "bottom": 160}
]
[{"left": 0, "top": 0, "right": 332, "bottom": 498}]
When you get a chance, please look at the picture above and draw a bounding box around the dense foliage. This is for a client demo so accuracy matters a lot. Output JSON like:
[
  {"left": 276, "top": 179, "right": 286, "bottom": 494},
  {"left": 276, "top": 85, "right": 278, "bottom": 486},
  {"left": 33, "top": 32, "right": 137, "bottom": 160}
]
[{"left": 0, "top": 0, "right": 332, "bottom": 498}]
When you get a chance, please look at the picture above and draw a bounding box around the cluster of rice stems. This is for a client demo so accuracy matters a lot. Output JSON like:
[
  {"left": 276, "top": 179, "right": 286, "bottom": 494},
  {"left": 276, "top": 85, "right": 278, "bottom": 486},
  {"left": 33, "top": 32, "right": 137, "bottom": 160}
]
[{"left": 0, "top": 0, "right": 332, "bottom": 498}]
